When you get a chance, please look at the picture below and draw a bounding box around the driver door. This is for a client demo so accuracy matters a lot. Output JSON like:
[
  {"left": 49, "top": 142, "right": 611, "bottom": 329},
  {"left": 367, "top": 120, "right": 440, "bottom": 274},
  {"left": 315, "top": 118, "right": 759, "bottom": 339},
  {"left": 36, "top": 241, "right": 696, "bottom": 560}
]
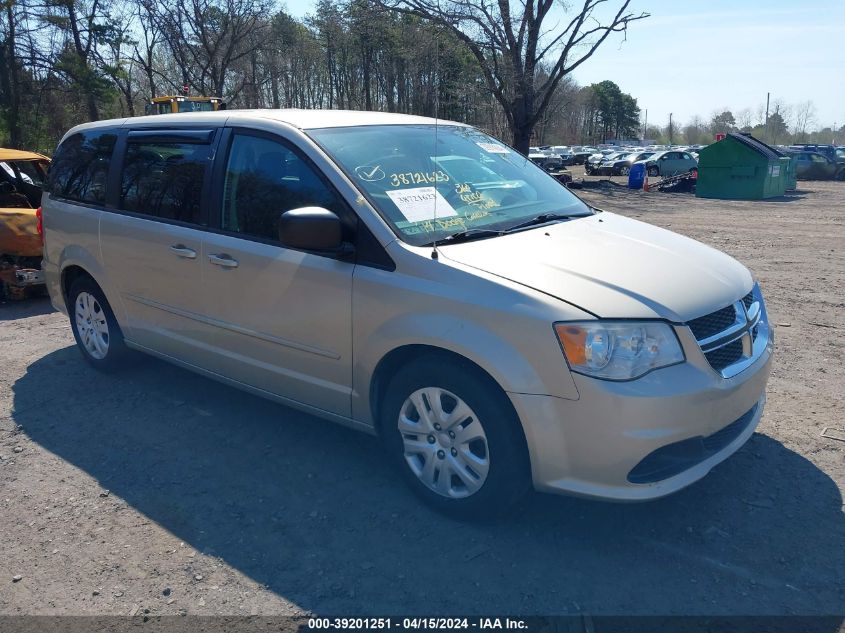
[{"left": 199, "top": 130, "right": 355, "bottom": 417}]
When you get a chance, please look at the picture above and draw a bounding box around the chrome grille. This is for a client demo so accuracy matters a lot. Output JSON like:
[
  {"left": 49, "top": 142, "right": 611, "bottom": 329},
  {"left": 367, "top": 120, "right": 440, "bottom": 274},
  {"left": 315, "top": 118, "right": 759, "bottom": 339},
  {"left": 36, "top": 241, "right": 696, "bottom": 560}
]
[
  {"left": 704, "top": 339, "right": 743, "bottom": 371},
  {"left": 687, "top": 285, "right": 768, "bottom": 378},
  {"left": 688, "top": 305, "right": 736, "bottom": 340}
]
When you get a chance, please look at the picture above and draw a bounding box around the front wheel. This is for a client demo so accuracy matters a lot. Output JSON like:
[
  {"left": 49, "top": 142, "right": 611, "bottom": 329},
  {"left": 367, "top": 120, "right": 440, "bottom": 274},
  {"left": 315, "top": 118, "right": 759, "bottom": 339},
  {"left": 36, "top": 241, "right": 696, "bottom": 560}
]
[
  {"left": 68, "top": 276, "right": 130, "bottom": 370},
  {"left": 648, "top": 165, "right": 660, "bottom": 177},
  {"left": 380, "top": 357, "right": 530, "bottom": 520}
]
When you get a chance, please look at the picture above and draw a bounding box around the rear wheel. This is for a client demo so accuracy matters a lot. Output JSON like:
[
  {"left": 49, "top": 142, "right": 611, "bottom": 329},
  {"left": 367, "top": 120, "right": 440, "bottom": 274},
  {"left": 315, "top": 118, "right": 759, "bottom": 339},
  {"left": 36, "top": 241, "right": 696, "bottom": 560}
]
[
  {"left": 380, "top": 357, "right": 530, "bottom": 520},
  {"left": 68, "top": 276, "right": 130, "bottom": 370}
]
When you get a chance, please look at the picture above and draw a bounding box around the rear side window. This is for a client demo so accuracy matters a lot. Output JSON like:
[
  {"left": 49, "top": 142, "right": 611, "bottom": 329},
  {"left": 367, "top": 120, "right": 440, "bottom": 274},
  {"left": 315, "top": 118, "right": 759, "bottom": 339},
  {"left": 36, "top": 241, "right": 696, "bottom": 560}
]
[
  {"left": 49, "top": 130, "right": 117, "bottom": 204},
  {"left": 120, "top": 141, "right": 211, "bottom": 224}
]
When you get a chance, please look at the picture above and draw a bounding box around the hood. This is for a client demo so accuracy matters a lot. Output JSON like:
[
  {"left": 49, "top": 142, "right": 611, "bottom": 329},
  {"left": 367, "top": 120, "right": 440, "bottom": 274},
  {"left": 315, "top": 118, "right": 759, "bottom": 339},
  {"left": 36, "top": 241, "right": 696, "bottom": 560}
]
[{"left": 439, "top": 212, "right": 752, "bottom": 322}]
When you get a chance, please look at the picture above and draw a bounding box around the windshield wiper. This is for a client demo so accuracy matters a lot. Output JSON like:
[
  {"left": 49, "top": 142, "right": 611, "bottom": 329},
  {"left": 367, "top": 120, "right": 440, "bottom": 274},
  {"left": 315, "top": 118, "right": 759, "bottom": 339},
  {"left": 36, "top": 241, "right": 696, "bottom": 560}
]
[
  {"left": 426, "top": 228, "right": 504, "bottom": 246},
  {"left": 423, "top": 212, "right": 578, "bottom": 246},
  {"left": 503, "top": 213, "right": 575, "bottom": 233}
]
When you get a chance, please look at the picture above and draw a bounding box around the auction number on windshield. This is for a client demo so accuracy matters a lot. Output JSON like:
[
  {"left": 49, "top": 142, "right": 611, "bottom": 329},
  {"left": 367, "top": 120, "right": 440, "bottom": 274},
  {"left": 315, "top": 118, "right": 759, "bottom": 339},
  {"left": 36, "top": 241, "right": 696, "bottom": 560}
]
[{"left": 389, "top": 171, "right": 449, "bottom": 186}]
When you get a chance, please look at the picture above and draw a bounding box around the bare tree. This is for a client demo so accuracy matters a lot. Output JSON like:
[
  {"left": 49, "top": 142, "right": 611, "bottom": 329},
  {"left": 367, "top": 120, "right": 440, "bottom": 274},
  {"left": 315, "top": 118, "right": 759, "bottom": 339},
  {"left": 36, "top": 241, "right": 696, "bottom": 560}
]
[
  {"left": 132, "top": 0, "right": 165, "bottom": 99},
  {"left": 793, "top": 100, "right": 816, "bottom": 142},
  {"left": 99, "top": 5, "right": 137, "bottom": 115},
  {"left": 155, "top": 0, "right": 270, "bottom": 97},
  {"left": 376, "top": 0, "right": 647, "bottom": 154},
  {"left": 770, "top": 98, "right": 792, "bottom": 135},
  {"left": 683, "top": 115, "right": 705, "bottom": 144},
  {"left": 736, "top": 107, "right": 753, "bottom": 131}
]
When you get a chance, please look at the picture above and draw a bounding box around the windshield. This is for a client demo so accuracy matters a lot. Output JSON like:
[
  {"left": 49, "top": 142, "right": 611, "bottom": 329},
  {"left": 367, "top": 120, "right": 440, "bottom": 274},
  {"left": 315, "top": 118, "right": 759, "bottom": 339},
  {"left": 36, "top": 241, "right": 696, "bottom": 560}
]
[
  {"left": 177, "top": 101, "right": 215, "bottom": 113},
  {"left": 1, "top": 160, "right": 48, "bottom": 187},
  {"left": 308, "top": 124, "right": 592, "bottom": 246}
]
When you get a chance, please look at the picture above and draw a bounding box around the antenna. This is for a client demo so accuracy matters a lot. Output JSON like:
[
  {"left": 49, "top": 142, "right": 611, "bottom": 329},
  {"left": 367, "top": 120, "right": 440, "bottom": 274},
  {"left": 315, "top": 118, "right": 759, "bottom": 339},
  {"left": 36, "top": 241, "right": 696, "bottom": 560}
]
[{"left": 431, "top": 0, "right": 441, "bottom": 260}]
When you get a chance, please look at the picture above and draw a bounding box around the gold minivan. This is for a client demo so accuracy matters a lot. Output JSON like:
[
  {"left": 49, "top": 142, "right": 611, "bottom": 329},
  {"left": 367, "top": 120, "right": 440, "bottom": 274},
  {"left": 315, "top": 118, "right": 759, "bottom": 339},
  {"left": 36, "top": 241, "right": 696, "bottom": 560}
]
[{"left": 42, "top": 110, "right": 773, "bottom": 518}]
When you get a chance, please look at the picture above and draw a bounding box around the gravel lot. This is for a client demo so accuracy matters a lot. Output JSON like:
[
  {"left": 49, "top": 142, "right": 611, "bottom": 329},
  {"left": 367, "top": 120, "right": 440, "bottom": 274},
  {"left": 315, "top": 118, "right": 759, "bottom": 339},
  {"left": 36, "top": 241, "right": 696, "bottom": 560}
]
[{"left": 1, "top": 180, "right": 843, "bottom": 619}]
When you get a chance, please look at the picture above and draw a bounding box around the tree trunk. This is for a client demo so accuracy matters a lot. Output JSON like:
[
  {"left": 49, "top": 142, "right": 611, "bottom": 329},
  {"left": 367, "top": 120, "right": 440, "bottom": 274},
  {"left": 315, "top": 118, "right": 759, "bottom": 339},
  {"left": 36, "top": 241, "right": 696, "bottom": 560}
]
[
  {"left": 510, "top": 90, "right": 534, "bottom": 155},
  {"left": 362, "top": 46, "right": 372, "bottom": 110},
  {"left": 270, "top": 72, "right": 280, "bottom": 109},
  {"left": 87, "top": 94, "right": 99, "bottom": 121},
  {"left": 3, "top": 3, "right": 22, "bottom": 147},
  {"left": 511, "top": 123, "right": 533, "bottom": 156}
]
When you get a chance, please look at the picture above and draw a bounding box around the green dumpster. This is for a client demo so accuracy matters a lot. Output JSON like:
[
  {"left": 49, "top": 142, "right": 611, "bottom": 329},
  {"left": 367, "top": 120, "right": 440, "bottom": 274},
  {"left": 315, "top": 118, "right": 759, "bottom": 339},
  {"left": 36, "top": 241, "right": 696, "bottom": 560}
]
[
  {"left": 748, "top": 134, "right": 797, "bottom": 190},
  {"left": 696, "top": 133, "right": 788, "bottom": 200},
  {"left": 780, "top": 152, "right": 798, "bottom": 191}
]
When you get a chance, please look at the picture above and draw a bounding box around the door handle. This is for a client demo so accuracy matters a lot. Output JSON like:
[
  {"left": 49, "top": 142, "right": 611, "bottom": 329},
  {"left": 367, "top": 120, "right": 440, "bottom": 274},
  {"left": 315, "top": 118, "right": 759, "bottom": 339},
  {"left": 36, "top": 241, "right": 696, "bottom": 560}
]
[
  {"left": 208, "top": 253, "right": 239, "bottom": 268},
  {"left": 170, "top": 244, "right": 197, "bottom": 259}
]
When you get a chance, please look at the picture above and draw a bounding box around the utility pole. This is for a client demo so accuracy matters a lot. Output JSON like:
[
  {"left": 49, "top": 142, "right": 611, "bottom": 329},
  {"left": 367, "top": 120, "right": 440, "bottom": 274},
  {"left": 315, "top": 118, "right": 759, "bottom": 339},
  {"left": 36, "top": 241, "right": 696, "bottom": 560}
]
[
  {"left": 668, "top": 112, "right": 673, "bottom": 145},
  {"left": 643, "top": 109, "right": 648, "bottom": 144},
  {"left": 764, "top": 92, "right": 770, "bottom": 141}
]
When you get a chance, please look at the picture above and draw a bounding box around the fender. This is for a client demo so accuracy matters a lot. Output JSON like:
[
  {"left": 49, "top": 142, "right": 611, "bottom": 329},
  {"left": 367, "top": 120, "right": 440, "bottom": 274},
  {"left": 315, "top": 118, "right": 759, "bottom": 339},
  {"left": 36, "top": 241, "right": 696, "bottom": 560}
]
[
  {"left": 58, "top": 244, "right": 130, "bottom": 334},
  {"left": 351, "top": 311, "right": 581, "bottom": 427}
]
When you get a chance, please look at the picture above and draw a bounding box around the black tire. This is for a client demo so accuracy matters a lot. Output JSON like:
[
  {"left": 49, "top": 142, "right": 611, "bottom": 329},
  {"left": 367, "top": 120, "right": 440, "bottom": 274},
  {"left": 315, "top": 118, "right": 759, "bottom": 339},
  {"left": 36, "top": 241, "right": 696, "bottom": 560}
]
[
  {"left": 67, "top": 275, "right": 131, "bottom": 371},
  {"left": 648, "top": 165, "right": 660, "bottom": 177},
  {"left": 379, "top": 356, "right": 530, "bottom": 520}
]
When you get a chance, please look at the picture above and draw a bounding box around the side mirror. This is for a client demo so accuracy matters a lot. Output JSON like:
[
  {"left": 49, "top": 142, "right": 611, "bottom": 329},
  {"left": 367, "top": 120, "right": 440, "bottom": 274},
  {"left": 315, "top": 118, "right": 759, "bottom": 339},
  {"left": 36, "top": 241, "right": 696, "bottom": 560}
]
[{"left": 279, "top": 207, "right": 346, "bottom": 253}]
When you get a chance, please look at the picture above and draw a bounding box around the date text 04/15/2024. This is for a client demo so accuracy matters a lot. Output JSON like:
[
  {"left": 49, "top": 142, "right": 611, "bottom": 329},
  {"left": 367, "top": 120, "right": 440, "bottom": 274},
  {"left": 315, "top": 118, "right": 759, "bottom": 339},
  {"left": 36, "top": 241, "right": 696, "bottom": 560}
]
[{"left": 307, "top": 618, "right": 528, "bottom": 630}]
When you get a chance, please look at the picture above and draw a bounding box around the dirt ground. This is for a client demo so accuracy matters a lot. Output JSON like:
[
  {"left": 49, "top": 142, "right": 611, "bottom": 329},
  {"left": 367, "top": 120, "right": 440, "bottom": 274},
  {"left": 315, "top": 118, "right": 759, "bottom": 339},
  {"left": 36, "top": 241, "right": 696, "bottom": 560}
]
[{"left": 1, "top": 180, "right": 843, "bottom": 619}]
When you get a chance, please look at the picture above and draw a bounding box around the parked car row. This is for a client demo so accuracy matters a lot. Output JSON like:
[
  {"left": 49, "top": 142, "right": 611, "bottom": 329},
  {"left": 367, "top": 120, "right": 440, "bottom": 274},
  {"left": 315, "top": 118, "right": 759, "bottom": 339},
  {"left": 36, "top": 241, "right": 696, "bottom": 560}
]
[
  {"left": 534, "top": 139, "right": 845, "bottom": 181},
  {"left": 531, "top": 143, "right": 705, "bottom": 177}
]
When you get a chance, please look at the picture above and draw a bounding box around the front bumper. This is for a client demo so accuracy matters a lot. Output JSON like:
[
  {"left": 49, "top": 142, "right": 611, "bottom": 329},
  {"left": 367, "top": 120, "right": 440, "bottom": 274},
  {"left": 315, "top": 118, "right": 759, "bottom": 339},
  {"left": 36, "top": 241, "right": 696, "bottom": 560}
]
[{"left": 509, "top": 333, "right": 773, "bottom": 501}]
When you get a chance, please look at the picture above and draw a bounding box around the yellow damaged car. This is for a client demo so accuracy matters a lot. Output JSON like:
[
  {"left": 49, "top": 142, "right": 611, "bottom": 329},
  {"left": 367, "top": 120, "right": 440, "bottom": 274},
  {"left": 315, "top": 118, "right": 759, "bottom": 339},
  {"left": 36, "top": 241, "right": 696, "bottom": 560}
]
[{"left": 0, "top": 148, "right": 50, "bottom": 300}]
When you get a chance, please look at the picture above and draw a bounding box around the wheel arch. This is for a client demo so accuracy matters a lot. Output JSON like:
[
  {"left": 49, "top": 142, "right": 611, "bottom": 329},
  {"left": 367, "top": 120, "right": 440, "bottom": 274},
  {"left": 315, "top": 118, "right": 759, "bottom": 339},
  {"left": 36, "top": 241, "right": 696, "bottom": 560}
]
[
  {"left": 368, "top": 345, "right": 530, "bottom": 465},
  {"left": 56, "top": 246, "right": 127, "bottom": 326},
  {"left": 61, "top": 264, "right": 96, "bottom": 304}
]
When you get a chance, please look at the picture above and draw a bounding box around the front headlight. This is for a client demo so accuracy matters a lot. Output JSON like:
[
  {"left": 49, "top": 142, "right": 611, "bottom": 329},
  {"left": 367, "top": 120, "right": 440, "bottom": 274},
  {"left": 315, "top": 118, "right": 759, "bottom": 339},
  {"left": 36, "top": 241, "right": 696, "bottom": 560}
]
[{"left": 554, "top": 321, "right": 685, "bottom": 380}]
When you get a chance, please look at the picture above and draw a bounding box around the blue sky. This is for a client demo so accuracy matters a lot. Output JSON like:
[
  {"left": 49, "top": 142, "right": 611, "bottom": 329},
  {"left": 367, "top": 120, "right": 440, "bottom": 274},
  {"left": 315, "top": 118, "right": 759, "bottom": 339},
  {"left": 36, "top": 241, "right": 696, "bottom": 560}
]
[{"left": 281, "top": 0, "right": 845, "bottom": 131}]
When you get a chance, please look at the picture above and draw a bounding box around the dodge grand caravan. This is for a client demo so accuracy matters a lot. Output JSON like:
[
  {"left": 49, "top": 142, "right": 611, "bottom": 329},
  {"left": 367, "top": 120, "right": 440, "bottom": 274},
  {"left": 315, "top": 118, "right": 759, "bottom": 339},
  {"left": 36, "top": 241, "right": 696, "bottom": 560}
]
[{"left": 42, "top": 110, "right": 773, "bottom": 518}]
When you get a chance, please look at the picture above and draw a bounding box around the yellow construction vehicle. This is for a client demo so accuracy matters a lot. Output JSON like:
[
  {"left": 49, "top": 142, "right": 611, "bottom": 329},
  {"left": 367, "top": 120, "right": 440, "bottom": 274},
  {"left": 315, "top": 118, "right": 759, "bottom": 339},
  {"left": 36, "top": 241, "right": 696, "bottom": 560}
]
[{"left": 145, "top": 95, "right": 226, "bottom": 115}]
